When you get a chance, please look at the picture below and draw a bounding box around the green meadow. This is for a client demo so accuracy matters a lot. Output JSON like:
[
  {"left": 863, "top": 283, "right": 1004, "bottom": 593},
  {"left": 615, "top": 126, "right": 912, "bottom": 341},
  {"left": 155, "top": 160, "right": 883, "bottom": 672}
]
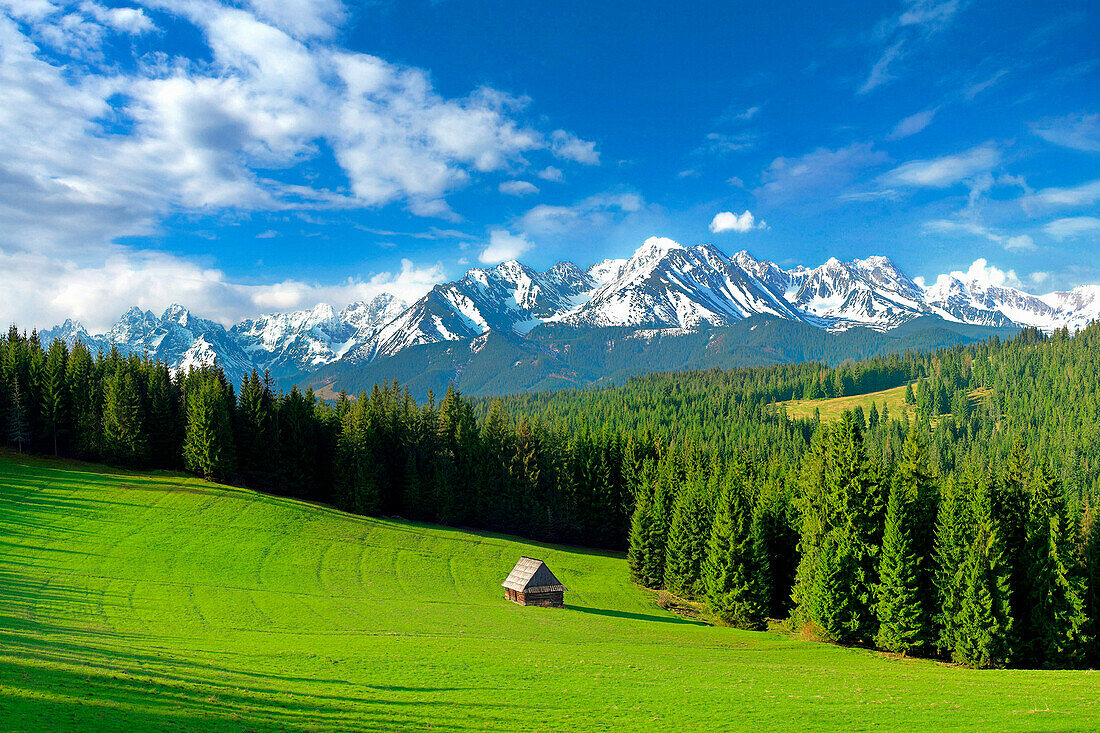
[
  {"left": 775, "top": 383, "right": 917, "bottom": 422},
  {"left": 1, "top": 451, "right": 1097, "bottom": 732}
]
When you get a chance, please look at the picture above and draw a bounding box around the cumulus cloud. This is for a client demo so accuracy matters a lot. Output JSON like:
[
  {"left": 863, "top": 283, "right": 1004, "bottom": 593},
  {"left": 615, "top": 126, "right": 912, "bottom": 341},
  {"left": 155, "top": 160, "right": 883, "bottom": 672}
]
[
  {"left": 940, "top": 258, "right": 1023, "bottom": 289},
  {"left": 0, "top": 0, "right": 598, "bottom": 328},
  {"left": 537, "top": 166, "right": 564, "bottom": 182},
  {"left": 1031, "top": 113, "right": 1100, "bottom": 152},
  {"left": 498, "top": 180, "right": 539, "bottom": 196},
  {"left": 2, "top": 245, "right": 446, "bottom": 331},
  {"left": 550, "top": 129, "right": 600, "bottom": 164},
  {"left": 80, "top": 1, "right": 154, "bottom": 33},
  {"left": 709, "top": 210, "right": 766, "bottom": 233},
  {"left": 478, "top": 230, "right": 533, "bottom": 264},
  {"left": 1043, "top": 216, "right": 1100, "bottom": 240},
  {"left": 883, "top": 143, "right": 1000, "bottom": 187}
]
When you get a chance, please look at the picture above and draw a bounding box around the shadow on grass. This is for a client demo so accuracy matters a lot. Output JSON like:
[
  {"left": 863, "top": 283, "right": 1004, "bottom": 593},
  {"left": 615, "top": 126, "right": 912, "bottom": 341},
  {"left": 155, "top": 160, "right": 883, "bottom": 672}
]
[{"left": 567, "top": 604, "right": 708, "bottom": 626}]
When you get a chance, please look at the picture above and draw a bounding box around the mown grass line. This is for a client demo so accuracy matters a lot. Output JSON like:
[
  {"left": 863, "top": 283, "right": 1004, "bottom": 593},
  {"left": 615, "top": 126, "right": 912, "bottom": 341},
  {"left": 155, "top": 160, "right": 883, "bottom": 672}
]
[{"left": 1, "top": 450, "right": 1097, "bottom": 731}]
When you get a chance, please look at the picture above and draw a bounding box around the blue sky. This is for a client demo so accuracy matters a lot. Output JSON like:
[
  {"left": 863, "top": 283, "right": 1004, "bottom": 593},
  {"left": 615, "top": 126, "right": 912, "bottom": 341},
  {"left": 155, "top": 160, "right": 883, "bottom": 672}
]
[{"left": 1, "top": 0, "right": 1097, "bottom": 329}]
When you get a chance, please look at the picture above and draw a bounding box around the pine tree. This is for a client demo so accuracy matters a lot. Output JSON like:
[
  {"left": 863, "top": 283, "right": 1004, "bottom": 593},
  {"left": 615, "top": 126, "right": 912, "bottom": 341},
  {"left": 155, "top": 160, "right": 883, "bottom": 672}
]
[
  {"left": 933, "top": 474, "right": 976, "bottom": 656},
  {"left": 628, "top": 484, "right": 663, "bottom": 587},
  {"left": 1083, "top": 500, "right": 1100, "bottom": 666},
  {"left": 101, "top": 367, "right": 146, "bottom": 465},
  {"left": 875, "top": 480, "right": 927, "bottom": 654},
  {"left": 663, "top": 475, "right": 712, "bottom": 599},
  {"left": 182, "top": 374, "right": 235, "bottom": 481},
  {"left": 6, "top": 374, "right": 29, "bottom": 452},
  {"left": 1023, "top": 468, "right": 1086, "bottom": 667},
  {"left": 38, "top": 339, "right": 69, "bottom": 456},
  {"left": 704, "top": 462, "right": 769, "bottom": 629},
  {"left": 65, "top": 342, "right": 100, "bottom": 459},
  {"left": 952, "top": 491, "right": 1013, "bottom": 669}
]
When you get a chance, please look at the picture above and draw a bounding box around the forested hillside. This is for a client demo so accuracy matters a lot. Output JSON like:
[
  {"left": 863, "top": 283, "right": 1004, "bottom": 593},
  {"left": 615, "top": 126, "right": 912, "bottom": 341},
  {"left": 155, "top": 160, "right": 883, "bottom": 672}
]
[{"left": 3, "top": 323, "right": 1100, "bottom": 668}]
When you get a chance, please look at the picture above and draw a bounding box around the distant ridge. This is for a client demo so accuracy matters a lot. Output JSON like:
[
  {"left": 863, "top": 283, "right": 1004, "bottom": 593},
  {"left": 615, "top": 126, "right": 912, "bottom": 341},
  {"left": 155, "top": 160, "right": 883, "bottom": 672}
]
[{"left": 40, "top": 237, "right": 1096, "bottom": 389}]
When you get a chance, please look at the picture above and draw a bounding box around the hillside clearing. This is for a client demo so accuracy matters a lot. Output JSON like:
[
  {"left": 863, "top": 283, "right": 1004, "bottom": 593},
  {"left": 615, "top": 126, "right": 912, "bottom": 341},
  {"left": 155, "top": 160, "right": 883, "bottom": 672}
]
[
  {"left": 1, "top": 452, "right": 1097, "bottom": 731},
  {"left": 775, "top": 383, "right": 918, "bottom": 422}
]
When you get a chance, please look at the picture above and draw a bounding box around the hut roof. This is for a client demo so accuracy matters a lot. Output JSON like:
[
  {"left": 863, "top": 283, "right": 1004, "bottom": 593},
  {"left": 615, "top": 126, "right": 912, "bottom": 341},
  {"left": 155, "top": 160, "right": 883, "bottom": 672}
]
[{"left": 502, "top": 556, "right": 567, "bottom": 593}]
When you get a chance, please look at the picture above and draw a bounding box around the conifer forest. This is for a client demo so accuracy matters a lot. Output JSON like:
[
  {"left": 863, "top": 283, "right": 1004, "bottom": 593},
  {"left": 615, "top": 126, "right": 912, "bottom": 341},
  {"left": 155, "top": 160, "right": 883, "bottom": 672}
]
[{"left": 5, "top": 323, "right": 1100, "bottom": 669}]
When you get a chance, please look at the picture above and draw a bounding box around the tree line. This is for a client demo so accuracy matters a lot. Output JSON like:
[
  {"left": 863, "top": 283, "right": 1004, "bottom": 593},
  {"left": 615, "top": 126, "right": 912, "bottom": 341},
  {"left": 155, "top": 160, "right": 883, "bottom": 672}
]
[
  {"left": 0, "top": 327, "right": 637, "bottom": 548},
  {"left": 6, "top": 321, "right": 1100, "bottom": 668}
]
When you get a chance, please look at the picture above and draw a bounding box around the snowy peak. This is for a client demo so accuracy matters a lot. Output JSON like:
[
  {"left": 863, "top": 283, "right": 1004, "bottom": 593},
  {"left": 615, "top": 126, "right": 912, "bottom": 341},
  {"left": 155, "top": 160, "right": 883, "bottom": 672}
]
[
  {"left": 559, "top": 239, "right": 802, "bottom": 330},
  {"left": 784, "top": 255, "right": 926, "bottom": 331},
  {"left": 39, "top": 237, "right": 1100, "bottom": 386}
]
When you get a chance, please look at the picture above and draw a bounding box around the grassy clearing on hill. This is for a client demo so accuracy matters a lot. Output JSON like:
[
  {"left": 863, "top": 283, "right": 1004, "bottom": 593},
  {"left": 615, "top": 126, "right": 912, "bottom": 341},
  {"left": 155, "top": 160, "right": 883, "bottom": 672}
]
[
  {"left": 1, "top": 452, "right": 1097, "bottom": 732},
  {"left": 776, "top": 383, "right": 918, "bottom": 422}
]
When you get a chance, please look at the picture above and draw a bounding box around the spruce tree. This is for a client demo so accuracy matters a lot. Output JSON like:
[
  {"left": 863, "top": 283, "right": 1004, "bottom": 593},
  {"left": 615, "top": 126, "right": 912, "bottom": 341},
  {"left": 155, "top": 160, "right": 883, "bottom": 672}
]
[
  {"left": 1082, "top": 500, "right": 1100, "bottom": 666},
  {"left": 182, "top": 375, "right": 234, "bottom": 481},
  {"left": 875, "top": 481, "right": 927, "bottom": 654},
  {"left": 101, "top": 367, "right": 146, "bottom": 465},
  {"left": 38, "top": 339, "right": 68, "bottom": 456},
  {"left": 663, "top": 477, "right": 712, "bottom": 599},
  {"left": 628, "top": 484, "right": 662, "bottom": 587},
  {"left": 952, "top": 491, "right": 1013, "bottom": 669},
  {"left": 933, "top": 474, "right": 976, "bottom": 657},
  {"left": 704, "top": 462, "right": 769, "bottom": 629},
  {"left": 1023, "top": 468, "right": 1086, "bottom": 667}
]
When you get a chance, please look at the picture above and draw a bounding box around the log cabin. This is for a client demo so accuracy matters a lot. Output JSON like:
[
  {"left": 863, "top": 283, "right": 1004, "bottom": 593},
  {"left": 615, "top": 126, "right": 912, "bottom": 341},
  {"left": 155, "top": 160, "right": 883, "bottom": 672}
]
[{"left": 502, "top": 556, "right": 567, "bottom": 607}]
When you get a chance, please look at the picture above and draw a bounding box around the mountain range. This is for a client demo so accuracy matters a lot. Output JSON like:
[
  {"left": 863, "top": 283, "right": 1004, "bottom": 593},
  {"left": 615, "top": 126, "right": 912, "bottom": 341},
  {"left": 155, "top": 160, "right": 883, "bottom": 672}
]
[{"left": 40, "top": 237, "right": 1100, "bottom": 395}]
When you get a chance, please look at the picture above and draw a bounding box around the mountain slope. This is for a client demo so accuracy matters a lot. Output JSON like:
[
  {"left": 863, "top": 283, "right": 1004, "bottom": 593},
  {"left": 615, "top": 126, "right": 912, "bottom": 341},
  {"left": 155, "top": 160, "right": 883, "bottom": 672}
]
[{"left": 40, "top": 237, "right": 1098, "bottom": 389}]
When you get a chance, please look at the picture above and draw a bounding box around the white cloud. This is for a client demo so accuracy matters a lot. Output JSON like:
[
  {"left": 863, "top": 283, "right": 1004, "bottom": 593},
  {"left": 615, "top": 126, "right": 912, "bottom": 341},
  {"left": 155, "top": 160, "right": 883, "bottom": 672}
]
[
  {"left": 734, "top": 105, "right": 761, "bottom": 121},
  {"left": 924, "top": 219, "right": 1036, "bottom": 251},
  {"left": 518, "top": 192, "right": 644, "bottom": 236},
  {"left": 79, "top": 1, "right": 154, "bottom": 34},
  {"left": 479, "top": 230, "right": 533, "bottom": 264},
  {"left": 1031, "top": 113, "right": 1100, "bottom": 152},
  {"left": 550, "top": 129, "right": 600, "bottom": 164},
  {"left": 537, "top": 166, "right": 564, "bottom": 182},
  {"left": 860, "top": 40, "right": 905, "bottom": 94},
  {"left": 1028, "top": 179, "right": 1100, "bottom": 208},
  {"left": 883, "top": 143, "right": 1000, "bottom": 187},
  {"left": 860, "top": 0, "right": 963, "bottom": 94},
  {"left": 938, "top": 258, "right": 1023, "bottom": 289},
  {"left": 757, "top": 143, "right": 889, "bottom": 204},
  {"left": 888, "top": 108, "right": 937, "bottom": 139},
  {"left": 702, "top": 132, "right": 755, "bottom": 155},
  {"left": 2, "top": 245, "right": 446, "bottom": 331},
  {"left": 245, "top": 0, "right": 346, "bottom": 39},
  {"left": 0, "top": 0, "right": 608, "bottom": 327},
  {"left": 498, "top": 180, "right": 539, "bottom": 196},
  {"left": 0, "top": 2, "right": 596, "bottom": 252},
  {"left": 963, "top": 69, "right": 1009, "bottom": 100},
  {"left": 1043, "top": 216, "right": 1100, "bottom": 240},
  {"left": 709, "top": 210, "right": 766, "bottom": 233}
]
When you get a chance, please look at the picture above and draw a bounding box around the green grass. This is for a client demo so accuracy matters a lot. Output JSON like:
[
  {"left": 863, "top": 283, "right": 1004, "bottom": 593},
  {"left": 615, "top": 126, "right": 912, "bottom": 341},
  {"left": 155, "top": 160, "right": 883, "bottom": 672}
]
[
  {"left": 1, "top": 452, "right": 1098, "bottom": 732},
  {"left": 776, "top": 383, "right": 918, "bottom": 422}
]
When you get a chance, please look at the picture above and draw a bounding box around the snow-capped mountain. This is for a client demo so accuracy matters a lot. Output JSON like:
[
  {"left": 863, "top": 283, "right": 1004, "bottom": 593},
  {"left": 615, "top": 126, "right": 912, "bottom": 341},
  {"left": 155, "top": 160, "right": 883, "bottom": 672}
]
[
  {"left": 557, "top": 238, "right": 801, "bottom": 329},
  {"left": 231, "top": 295, "right": 407, "bottom": 377},
  {"left": 40, "top": 237, "right": 1100, "bottom": 385},
  {"left": 341, "top": 259, "right": 596, "bottom": 363},
  {"left": 779, "top": 255, "right": 928, "bottom": 330}
]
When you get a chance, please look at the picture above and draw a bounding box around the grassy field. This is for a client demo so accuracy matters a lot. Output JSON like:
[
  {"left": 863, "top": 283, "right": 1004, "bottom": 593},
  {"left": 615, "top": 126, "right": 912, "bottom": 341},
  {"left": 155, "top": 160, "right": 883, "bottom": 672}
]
[
  {"left": 776, "top": 383, "right": 918, "bottom": 422},
  {"left": 2, "top": 452, "right": 1098, "bottom": 731}
]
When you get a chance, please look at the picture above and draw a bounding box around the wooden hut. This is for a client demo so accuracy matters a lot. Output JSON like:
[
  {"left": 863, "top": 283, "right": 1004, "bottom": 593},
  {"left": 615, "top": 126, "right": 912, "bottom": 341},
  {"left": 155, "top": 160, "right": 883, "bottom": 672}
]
[{"left": 502, "top": 556, "right": 567, "bottom": 607}]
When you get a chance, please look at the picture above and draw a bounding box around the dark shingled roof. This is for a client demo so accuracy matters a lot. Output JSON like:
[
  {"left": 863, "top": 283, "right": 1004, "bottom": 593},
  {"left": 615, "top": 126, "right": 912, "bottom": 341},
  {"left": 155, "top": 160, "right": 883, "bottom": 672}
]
[{"left": 502, "top": 556, "right": 567, "bottom": 593}]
